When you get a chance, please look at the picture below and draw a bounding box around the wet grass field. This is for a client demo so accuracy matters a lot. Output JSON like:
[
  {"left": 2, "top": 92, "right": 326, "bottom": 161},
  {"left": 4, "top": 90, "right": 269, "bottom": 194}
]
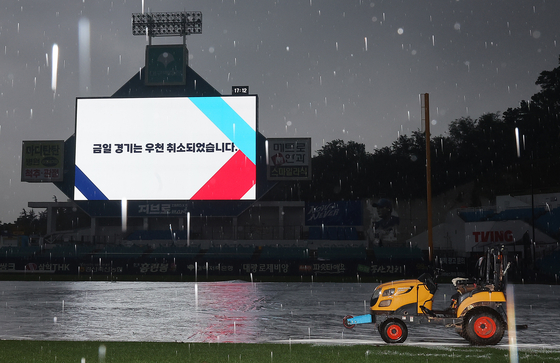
[{"left": 0, "top": 340, "right": 558, "bottom": 363}]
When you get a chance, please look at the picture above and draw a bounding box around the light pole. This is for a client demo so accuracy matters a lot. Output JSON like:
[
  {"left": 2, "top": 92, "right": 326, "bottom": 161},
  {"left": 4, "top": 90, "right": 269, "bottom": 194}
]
[{"left": 421, "top": 93, "right": 433, "bottom": 263}]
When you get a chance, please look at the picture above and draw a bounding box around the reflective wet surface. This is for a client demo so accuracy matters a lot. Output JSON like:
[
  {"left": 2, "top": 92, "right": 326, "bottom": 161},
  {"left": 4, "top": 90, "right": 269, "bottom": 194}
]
[{"left": 0, "top": 281, "right": 558, "bottom": 348}]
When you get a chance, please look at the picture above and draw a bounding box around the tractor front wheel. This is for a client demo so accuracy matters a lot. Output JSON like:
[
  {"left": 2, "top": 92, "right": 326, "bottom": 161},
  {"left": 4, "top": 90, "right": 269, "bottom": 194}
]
[
  {"left": 463, "top": 309, "right": 505, "bottom": 346},
  {"left": 379, "top": 318, "right": 408, "bottom": 343}
]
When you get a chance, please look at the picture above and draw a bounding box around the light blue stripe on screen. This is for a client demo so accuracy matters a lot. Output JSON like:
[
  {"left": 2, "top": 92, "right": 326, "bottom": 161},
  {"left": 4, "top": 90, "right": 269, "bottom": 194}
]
[{"left": 190, "top": 97, "right": 256, "bottom": 164}]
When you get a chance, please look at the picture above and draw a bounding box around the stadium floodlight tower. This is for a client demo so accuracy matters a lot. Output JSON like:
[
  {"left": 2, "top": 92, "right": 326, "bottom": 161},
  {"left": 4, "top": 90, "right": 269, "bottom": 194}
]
[
  {"left": 132, "top": 11, "right": 202, "bottom": 45},
  {"left": 131, "top": 11, "right": 202, "bottom": 86}
]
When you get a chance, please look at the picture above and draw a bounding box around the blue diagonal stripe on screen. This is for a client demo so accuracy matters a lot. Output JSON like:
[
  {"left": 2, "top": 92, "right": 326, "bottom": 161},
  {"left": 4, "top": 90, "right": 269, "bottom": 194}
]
[
  {"left": 189, "top": 97, "right": 256, "bottom": 164},
  {"left": 75, "top": 165, "right": 108, "bottom": 200}
]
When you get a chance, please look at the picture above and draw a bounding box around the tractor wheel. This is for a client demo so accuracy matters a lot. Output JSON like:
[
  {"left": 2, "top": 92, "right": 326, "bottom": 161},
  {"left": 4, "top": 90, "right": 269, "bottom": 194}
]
[
  {"left": 462, "top": 309, "right": 505, "bottom": 346},
  {"left": 343, "top": 315, "right": 355, "bottom": 329},
  {"left": 379, "top": 318, "right": 408, "bottom": 344}
]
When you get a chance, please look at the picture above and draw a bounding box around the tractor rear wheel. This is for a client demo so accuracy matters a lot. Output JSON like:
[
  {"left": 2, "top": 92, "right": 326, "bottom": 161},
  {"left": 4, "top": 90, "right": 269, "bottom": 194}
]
[
  {"left": 379, "top": 318, "right": 408, "bottom": 343},
  {"left": 462, "top": 308, "right": 505, "bottom": 345}
]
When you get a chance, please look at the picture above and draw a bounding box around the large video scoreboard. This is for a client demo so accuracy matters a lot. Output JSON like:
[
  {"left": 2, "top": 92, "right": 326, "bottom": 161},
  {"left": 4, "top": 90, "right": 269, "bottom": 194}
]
[{"left": 74, "top": 96, "right": 257, "bottom": 201}]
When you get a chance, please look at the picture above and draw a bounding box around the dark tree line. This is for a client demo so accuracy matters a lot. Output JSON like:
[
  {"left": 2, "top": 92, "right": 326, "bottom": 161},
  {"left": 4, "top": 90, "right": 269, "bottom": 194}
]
[
  {"left": 0, "top": 209, "right": 48, "bottom": 236},
  {"left": 268, "top": 56, "right": 560, "bottom": 205},
  {"left": 1, "top": 207, "right": 91, "bottom": 236}
]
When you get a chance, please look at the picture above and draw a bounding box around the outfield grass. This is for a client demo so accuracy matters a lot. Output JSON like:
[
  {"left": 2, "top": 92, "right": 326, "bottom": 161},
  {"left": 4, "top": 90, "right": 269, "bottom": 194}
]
[{"left": 0, "top": 341, "right": 557, "bottom": 363}]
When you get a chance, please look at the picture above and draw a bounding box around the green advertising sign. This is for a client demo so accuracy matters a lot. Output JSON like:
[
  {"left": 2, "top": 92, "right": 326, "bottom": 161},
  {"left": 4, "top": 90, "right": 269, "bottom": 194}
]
[{"left": 21, "top": 140, "right": 64, "bottom": 182}]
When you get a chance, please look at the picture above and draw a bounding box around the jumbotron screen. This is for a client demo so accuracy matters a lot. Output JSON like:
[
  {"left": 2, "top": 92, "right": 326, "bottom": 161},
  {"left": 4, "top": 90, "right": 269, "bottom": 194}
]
[{"left": 74, "top": 96, "right": 257, "bottom": 201}]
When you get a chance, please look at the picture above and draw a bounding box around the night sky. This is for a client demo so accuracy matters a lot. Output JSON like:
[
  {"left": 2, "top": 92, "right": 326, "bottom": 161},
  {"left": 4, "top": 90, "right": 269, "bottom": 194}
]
[{"left": 1, "top": 0, "right": 559, "bottom": 223}]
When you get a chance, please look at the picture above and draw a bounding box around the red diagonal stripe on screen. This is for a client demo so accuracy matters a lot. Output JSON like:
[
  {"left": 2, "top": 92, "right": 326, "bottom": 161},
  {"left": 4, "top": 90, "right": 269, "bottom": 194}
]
[{"left": 191, "top": 150, "right": 256, "bottom": 200}]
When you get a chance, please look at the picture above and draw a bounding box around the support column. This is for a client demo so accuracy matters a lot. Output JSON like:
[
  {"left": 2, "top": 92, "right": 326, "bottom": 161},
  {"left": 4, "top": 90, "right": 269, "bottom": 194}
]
[
  {"left": 90, "top": 217, "right": 97, "bottom": 243},
  {"left": 279, "top": 206, "right": 285, "bottom": 240},
  {"left": 46, "top": 206, "right": 57, "bottom": 235}
]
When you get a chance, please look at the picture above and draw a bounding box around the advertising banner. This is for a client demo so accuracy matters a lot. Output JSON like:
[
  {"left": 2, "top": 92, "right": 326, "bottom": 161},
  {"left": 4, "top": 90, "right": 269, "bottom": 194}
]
[
  {"left": 266, "top": 138, "right": 311, "bottom": 180},
  {"left": 74, "top": 96, "right": 257, "bottom": 201},
  {"left": 305, "top": 201, "right": 362, "bottom": 226},
  {"left": 21, "top": 140, "right": 64, "bottom": 182},
  {"left": 464, "top": 220, "right": 556, "bottom": 251}
]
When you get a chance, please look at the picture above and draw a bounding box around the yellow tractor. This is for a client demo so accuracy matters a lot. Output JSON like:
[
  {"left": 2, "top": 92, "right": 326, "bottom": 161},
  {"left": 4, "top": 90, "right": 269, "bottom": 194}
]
[{"left": 343, "top": 247, "right": 515, "bottom": 345}]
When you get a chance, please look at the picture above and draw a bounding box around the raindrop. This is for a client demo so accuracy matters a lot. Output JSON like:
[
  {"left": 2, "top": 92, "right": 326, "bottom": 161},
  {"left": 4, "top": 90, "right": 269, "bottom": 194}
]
[
  {"left": 78, "top": 17, "right": 91, "bottom": 95},
  {"left": 51, "top": 44, "right": 59, "bottom": 92},
  {"left": 195, "top": 283, "right": 198, "bottom": 309},
  {"left": 99, "top": 345, "right": 106, "bottom": 363}
]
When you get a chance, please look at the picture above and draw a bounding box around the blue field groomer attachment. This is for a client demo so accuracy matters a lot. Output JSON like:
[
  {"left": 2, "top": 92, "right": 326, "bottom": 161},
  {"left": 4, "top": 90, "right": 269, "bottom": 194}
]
[{"left": 342, "top": 314, "right": 373, "bottom": 329}]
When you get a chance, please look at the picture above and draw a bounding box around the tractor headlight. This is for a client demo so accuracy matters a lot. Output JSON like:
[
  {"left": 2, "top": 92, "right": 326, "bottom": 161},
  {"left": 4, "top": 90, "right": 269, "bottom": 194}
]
[
  {"left": 379, "top": 300, "right": 392, "bottom": 307},
  {"left": 370, "top": 288, "right": 381, "bottom": 307},
  {"left": 382, "top": 288, "right": 395, "bottom": 297}
]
